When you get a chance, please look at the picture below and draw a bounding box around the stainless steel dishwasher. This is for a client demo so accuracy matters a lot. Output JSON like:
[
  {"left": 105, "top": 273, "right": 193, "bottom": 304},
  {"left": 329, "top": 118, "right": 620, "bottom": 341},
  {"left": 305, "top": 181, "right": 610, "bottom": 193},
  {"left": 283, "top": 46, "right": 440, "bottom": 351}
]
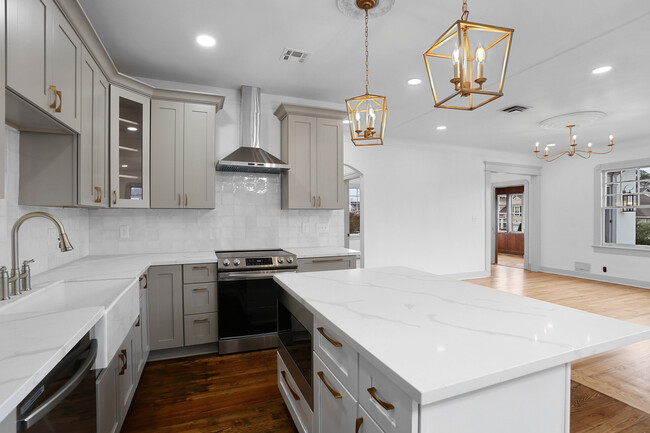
[{"left": 16, "top": 333, "right": 98, "bottom": 432}]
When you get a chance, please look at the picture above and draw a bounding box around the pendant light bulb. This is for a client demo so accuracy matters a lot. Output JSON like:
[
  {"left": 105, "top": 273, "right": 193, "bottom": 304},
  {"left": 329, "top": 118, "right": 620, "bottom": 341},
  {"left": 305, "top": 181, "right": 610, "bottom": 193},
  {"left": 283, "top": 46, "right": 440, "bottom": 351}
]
[
  {"left": 475, "top": 43, "right": 485, "bottom": 63},
  {"left": 452, "top": 47, "right": 460, "bottom": 65}
]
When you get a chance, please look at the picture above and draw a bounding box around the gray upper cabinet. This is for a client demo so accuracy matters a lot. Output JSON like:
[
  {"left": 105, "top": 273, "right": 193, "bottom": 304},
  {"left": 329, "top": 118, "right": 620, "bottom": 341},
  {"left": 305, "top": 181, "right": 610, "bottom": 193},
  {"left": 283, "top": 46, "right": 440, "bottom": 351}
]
[
  {"left": 6, "top": 0, "right": 81, "bottom": 132},
  {"left": 274, "top": 104, "right": 346, "bottom": 210},
  {"left": 151, "top": 100, "right": 216, "bottom": 209},
  {"left": 148, "top": 265, "right": 183, "bottom": 350},
  {"left": 78, "top": 45, "right": 109, "bottom": 207}
]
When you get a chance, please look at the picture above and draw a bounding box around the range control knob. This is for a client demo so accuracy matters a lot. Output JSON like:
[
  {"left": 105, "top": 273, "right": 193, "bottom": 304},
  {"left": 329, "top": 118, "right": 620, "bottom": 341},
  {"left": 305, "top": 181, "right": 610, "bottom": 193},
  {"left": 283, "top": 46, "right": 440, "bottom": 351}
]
[
  {"left": 277, "top": 257, "right": 284, "bottom": 264},
  {"left": 222, "top": 259, "right": 230, "bottom": 266},
  {"left": 233, "top": 259, "right": 241, "bottom": 266},
  {"left": 287, "top": 257, "right": 294, "bottom": 264}
]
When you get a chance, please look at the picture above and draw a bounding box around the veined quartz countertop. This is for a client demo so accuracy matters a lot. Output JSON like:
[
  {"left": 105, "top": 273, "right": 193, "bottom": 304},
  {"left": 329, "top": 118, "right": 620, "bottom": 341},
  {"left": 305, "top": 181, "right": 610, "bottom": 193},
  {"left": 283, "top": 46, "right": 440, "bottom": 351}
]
[
  {"left": 282, "top": 246, "right": 359, "bottom": 258},
  {"left": 274, "top": 266, "right": 650, "bottom": 406}
]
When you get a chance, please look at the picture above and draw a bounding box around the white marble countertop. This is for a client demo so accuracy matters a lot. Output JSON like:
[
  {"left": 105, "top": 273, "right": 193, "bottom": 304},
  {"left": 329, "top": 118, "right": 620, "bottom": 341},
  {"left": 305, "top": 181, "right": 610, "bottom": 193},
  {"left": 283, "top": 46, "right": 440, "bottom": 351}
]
[
  {"left": 282, "top": 246, "right": 360, "bottom": 259},
  {"left": 274, "top": 266, "right": 650, "bottom": 406},
  {"left": 0, "top": 251, "right": 218, "bottom": 421}
]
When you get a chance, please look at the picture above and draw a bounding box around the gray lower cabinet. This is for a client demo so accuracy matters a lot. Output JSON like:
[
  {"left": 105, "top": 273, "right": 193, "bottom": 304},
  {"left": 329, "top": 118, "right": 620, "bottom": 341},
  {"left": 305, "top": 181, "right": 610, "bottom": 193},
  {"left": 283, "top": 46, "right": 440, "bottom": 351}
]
[
  {"left": 96, "top": 354, "right": 119, "bottom": 433},
  {"left": 148, "top": 265, "right": 184, "bottom": 350},
  {"left": 150, "top": 100, "right": 216, "bottom": 209},
  {"left": 297, "top": 256, "right": 357, "bottom": 273},
  {"left": 184, "top": 312, "right": 218, "bottom": 346},
  {"left": 0, "top": 410, "right": 16, "bottom": 433}
]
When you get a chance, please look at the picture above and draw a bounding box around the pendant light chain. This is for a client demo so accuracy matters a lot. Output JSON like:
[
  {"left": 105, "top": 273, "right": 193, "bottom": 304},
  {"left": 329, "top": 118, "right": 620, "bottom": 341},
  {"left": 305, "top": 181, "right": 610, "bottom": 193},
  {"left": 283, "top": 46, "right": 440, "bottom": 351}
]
[
  {"left": 365, "top": 9, "right": 369, "bottom": 94},
  {"left": 461, "top": 0, "right": 469, "bottom": 20}
]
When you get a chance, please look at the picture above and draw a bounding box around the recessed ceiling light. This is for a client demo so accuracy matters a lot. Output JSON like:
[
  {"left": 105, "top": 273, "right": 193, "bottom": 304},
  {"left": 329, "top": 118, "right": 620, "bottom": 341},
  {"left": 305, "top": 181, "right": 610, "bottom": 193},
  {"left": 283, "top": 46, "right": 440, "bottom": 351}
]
[
  {"left": 546, "top": 143, "right": 556, "bottom": 147},
  {"left": 196, "top": 34, "right": 216, "bottom": 48},
  {"left": 407, "top": 78, "right": 422, "bottom": 85},
  {"left": 127, "top": 126, "right": 138, "bottom": 132},
  {"left": 592, "top": 66, "right": 612, "bottom": 74},
  {"left": 436, "top": 126, "right": 447, "bottom": 130}
]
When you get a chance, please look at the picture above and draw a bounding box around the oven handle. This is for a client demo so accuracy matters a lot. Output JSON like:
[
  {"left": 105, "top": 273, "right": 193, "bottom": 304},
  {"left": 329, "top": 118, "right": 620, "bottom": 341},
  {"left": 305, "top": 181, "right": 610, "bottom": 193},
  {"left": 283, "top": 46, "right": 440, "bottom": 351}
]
[
  {"left": 218, "top": 270, "right": 296, "bottom": 281},
  {"left": 17, "top": 339, "right": 98, "bottom": 432}
]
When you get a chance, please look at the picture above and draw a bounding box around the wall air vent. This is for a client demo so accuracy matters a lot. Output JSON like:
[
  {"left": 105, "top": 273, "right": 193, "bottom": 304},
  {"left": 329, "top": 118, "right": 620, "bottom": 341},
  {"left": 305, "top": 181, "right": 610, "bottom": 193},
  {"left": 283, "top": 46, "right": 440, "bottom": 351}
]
[
  {"left": 280, "top": 48, "right": 311, "bottom": 63},
  {"left": 501, "top": 105, "right": 529, "bottom": 114}
]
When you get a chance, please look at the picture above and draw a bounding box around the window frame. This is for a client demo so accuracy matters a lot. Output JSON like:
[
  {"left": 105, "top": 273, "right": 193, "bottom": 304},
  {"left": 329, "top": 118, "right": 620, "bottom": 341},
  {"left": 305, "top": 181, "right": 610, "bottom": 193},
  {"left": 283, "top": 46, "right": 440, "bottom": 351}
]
[
  {"left": 594, "top": 158, "right": 650, "bottom": 255},
  {"left": 497, "top": 192, "right": 525, "bottom": 234}
]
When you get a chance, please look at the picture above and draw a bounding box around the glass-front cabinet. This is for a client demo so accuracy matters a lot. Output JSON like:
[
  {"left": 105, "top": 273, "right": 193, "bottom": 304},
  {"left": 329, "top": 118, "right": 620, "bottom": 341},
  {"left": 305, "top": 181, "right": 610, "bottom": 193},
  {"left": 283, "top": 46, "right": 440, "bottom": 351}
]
[{"left": 110, "top": 85, "right": 150, "bottom": 208}]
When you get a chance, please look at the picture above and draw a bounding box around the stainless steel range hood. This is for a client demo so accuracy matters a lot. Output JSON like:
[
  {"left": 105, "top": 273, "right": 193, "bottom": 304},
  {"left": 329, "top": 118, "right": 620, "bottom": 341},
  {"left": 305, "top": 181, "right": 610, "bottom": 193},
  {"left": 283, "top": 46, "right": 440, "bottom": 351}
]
[{"left": 216, "top": 86, "right": 290, "bottom": 174}]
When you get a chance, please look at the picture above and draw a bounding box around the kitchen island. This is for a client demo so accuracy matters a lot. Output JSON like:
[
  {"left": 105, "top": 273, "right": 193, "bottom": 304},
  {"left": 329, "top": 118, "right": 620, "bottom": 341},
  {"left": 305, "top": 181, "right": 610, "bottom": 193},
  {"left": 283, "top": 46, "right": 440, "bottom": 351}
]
[{"left": 274, "top": 267, "right": 650, "bottom": 433}]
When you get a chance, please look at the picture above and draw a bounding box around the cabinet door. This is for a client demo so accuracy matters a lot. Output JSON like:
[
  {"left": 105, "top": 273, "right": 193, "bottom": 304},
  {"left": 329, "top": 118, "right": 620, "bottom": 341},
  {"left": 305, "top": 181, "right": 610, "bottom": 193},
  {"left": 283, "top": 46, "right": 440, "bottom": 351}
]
[
  {"left": 140, "top": 284, "right": 150, "bottom": 358},
  {"left": 110, "top": 85, "right": 150, "bottom": 208},
  {"left": 315, "top": 118, "right": 344, "bottom": 209},
  {"left": 314, "top": 354, "right": 356, "bottom": 433},
  {"left": 133, "top": 309, "right": 144, "bottom": 379},
  {"left": 6, "top": 0, "right": 50, "bottom": 109},
  {"left": 96, "top": 355, "right": 119, "bottom": 433},
  {"left": 357, "top": 405, "right": 385, "bottom": 433},
  {"left": 183, "top": 103, "right": 216, "bottom": 209},
  {"left": 79, "top": 46, "right": 109, "bottom": 207},
  {"left": 284, "top": 115, "right": 317, "bottom": 209},
  {"left": 151, "top": 100, "right": 184, "bottom": 208},
  {"left": 148, "top": 265, "right": 183, "bottom": 350},
  {"left": 48, "top": 5, "right": 81, "bottom": 132},
  {"left": 117, "top": 331, "right": 135, "bottom": 423}
]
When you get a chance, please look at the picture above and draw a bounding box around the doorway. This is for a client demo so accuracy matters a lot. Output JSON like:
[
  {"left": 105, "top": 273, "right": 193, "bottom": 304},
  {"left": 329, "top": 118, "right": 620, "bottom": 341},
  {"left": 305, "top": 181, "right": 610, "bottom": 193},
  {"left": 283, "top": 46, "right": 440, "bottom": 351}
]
[
  {"left": 344, "top": 164, "right": 363, "bottom": 268},
  {"left": 495, "top": 185, "right": 525, "bottom": 269}
]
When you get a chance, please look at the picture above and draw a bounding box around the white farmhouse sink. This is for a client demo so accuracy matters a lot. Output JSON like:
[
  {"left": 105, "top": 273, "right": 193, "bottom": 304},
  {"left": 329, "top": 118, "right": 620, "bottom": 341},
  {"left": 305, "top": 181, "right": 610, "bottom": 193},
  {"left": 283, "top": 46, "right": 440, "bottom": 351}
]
[{"left": 2, "top": 278, "right": 139, "bottom": 369}]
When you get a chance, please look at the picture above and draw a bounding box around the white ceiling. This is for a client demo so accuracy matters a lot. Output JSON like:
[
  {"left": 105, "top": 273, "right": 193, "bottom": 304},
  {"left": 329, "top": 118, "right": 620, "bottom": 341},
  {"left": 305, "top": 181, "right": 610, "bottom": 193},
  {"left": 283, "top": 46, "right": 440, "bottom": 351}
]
[{"left": 78, "top": 0, "right": 650, "bottom": 153}]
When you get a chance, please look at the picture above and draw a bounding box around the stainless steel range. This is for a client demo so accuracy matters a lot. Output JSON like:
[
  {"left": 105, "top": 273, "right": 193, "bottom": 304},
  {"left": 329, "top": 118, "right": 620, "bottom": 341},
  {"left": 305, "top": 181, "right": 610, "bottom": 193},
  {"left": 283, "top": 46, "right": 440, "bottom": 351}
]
[{"left": 215, "top": 249, "right": 297, "bottom": 355}]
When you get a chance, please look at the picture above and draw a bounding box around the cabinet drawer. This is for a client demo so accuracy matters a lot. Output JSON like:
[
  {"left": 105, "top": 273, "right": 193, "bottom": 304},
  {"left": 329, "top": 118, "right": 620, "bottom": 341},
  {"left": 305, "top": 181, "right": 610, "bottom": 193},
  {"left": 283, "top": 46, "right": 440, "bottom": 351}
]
[
  {"left": 314, "top": 317, "right": 358, "bottom": 398},
  {"left": 184, "top": 313, "right": 218, "bottom": 346},
  {"left": 277, "top": 352, "right": 312, "bottom": 433},
  {"left": 359, "top": 356, "right": 417, "bottom": 433},
  {"left": 297, "top": 256, "right": 356, "bottom": 273},
  {"left": 183, "top": 282, "right": 217, "bottom": 315},
  {"left": 314, "top": 353, "right": 356, "bottom": 433},
  {"left": 357, "top": 404, "right": 385, "bottom": 433},
  {"left": 183, "top": 263, "right": 217, "bottom": 283}
]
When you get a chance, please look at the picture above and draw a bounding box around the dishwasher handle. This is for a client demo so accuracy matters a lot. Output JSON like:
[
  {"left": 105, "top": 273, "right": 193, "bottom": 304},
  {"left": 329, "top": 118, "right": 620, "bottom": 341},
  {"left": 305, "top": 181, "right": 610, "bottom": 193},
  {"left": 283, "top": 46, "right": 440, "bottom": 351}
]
[{"left": 17, "top": 339, "right": 98, "bottom": 432}]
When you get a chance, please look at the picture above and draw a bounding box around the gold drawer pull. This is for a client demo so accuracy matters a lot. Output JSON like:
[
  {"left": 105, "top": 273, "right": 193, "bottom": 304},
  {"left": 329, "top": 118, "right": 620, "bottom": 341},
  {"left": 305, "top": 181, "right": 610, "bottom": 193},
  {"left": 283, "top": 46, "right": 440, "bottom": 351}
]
[
  {"left": 194, "top": 318, "right": 209, "bottom": 323},
  {"left": 94, "top": 186, "right": 102, "bottom": 203},
  {"left": 356, "top": 417, "right": 364, "bottom": 433},
  {"left": 317, "top": 371, "right": 342, "bottom": 399},
  {"left": 48, "top": 85, "right": 58, "bottom": 109},
  {"left": 178, "top": 193, "right": 181, "bottom": 207},
  {"left": 55, "top": 89, "right": 62, "bottom": 112},
  {"left": 118, "top": 349, "right": 128, "bottom": 375},
  {"left": 367, "top": 387, "right": 395, "bottom": 410},
  {"left": 312, "top": 258, "right": 345, "bottom": 263},
  {"left": 192, "top": 265, "right": 208, "bottom": 269},
  {"left": 317, "top": 327, "right": 342, "bottom": 347},
  {"left": 113, "top": 190, "right": 117, "bottom": 205},
  {"left": 318, "top": 196, "right": 321, "bottom": 207},
  {"left": 192, "top": 287, "right": 209, "bottom": 292},
  {"left": 135, "top": 315, "right": 140, "bottom": 327},
  {"left": 139, "top": 274, "right": 148, "bottom": 288},
  {"left": 281, "top": 370, "right": 300, "bottom": 401}
]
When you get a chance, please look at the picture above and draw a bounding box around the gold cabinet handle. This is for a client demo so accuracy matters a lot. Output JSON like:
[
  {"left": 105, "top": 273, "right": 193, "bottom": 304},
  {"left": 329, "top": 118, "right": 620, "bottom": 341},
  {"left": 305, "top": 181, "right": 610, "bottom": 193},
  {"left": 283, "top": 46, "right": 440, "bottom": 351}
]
[
  {"left": 118, "top": 349, "right": 128, "bottom": 375},
  {"left": 143, "top": 273, "right": 147, "bottom": 288},
  {"left": 192, "top": 265, "right": 208, "bottom": 269},
  {"left": 192, "top": 287, "right": 209, "bottom": 292},
  {"left": 98, "top": 187, "right": 102, "bottom": 203},
  {"left": 135, "top": 314, "right": 141, "bottom": 327},
  {"left": 94, "top": 186, "right": 102, "bottom": 203},
  {"left": 367, "top": 387, "right": 395, "bottom": 410},
  {"left": 185, "top": 193, "right": 188, "bottom": 207},
  {"left": 317, "top": 327, "right": 342, "bottom": 348},
  {"left": 312, "top": 258, "right": 344, "bottom": 264},
  {"left": 113, "top": 190, "right": 117, "bottom": 205},
  {"left": 313, "top": 196, "right": 316, "bottom": 207},
  {"left": 356, "top": 417, "right": 364, "bottom": 433},
  {"left": 318, "top": 196, "right": 321, "bottom": 207},
  {"left": 178, "top": 193, "right": 181, "bottom": 207},
  {"left": 317, "top": 371, "right": 342, "bottom": 399},
  {"left": 55, "top": 89, "right": 62, "bottom": 112},
  {"left": 281, "top": 371, "right": 300, "bottom": 401},
  {"left": 48, "top": 85, "right": 58, "bottom": 109},
  {"left": 193, "top": 318, "right": 209, "bottom": 323}
]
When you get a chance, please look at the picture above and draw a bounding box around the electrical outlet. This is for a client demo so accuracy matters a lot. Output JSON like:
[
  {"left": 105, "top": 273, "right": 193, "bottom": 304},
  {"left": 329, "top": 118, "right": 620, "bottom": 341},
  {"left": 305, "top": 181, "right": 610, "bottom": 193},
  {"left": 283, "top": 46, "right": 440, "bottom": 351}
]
[
  {"left": 602, "top": 266, "right": 607, "bottom": 273},
  {"left": 574, "top": 262, "right": 591, "bottom": 272},
  {"left": 317, "top": 223, "right": 329, "bottom": 233},
  {"left": 301, "top": 223, "right": 310, "bottom": 233},
  {"left": 119, "top": 225, "right": 130, "bottom": 240}
]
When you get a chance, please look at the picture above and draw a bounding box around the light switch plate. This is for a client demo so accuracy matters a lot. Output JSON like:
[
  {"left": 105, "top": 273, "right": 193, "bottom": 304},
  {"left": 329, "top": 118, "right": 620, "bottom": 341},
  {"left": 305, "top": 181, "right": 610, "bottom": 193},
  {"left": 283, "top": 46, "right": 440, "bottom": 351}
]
[
  {"left": 317, "top": 223, "right": 329, "bottom": 233},
  {"left": 302, "top": 223, "right": 310, "bottom": 233},
  {"left": 119, "top": 225, "right": 130, "bottom": 240}
]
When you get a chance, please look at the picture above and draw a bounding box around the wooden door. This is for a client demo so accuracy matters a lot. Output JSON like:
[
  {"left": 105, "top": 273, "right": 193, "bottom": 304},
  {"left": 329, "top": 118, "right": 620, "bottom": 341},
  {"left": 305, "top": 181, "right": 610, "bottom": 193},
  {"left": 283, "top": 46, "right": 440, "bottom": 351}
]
[
  {"left": 150, "top": 100, "right": 184, "bottom": 208},
  {"left": 48, "top": 5, "right": 81, "bottom": 131},
  {"left": 183, "top": 103, "right": 216, "bottom": 208},
  {"left": 316, "top": 118, "right": 344, "bottom": 209},
  {"left": 285, "top": 115, "right": 317, "bottom": 209},
  {"left": 6, "top": 0, "right": 51, "bottom": 108},
  {"left": 147, "top": 265, "right": 184, "bottom": 350}
]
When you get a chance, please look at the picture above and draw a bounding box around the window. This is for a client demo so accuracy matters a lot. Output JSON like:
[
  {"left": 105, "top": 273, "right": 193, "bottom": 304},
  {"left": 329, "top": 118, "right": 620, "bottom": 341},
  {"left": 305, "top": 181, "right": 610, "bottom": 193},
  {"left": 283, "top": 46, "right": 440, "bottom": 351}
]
[
  {"left": 602, "top": 166, "right": 650, "bottom": 246},
  {"left": 497, "top": 193, "right": 524, "bottom": 233},
  {"left": 349, "top": 187, "right": 360, "bottom": 235}
]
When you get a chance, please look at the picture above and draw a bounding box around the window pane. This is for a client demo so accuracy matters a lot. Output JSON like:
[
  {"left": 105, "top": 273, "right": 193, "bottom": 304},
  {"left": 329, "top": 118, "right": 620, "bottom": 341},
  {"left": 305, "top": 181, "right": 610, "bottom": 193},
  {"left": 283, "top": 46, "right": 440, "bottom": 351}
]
[
  {"left": 606, "top": 195, "right": 621, "bottom": 207},
  {"left": 639, "top": 168, "right": 650, "bottom": 180},
  {"left": 604, "top": 209, "right": 616, "bottom": 243},
  {"left": 606, "top": 171, "right": 621, "bottom": 183},
  {"left": 349, "top": 187, "right": 360, "bottom": 235},
  {"left": 606, "top": 184, "right": 620, "bottom": 195},
  {"left": 621, "top": 169, "right": 638, "bottom": 182},
  {"left": 638, "top": 217, "right": 650, "bottom": 245},
  {"left": 510, "top": 194, "right": 523, "bottom": 232}
]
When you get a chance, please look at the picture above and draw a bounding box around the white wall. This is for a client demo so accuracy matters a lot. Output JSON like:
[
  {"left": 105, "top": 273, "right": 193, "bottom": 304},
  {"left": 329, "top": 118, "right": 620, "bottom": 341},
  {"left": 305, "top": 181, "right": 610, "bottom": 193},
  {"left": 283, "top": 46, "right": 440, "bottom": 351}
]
[
  {"left": 539, "top": 139, "right": 650, "bottom": 284},
  {"left": 0, "top": 127, "right": 89, "bottom": 276}
]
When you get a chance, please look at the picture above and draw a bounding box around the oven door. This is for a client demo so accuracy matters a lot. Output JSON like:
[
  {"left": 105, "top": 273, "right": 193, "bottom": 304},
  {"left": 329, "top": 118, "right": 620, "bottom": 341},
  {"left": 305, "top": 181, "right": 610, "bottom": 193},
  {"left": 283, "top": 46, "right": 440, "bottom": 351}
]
[{"left": 278, "top": 289, "right": 313, "bottom": 409}]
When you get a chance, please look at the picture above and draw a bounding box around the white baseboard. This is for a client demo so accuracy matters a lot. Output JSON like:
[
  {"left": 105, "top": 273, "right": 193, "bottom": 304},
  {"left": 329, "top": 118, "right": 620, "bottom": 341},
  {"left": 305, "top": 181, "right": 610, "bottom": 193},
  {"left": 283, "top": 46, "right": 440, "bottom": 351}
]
[
  {"left": 539, "top": 266, "right": 650, "bottom": 290},
  {"left": 444, "top": 270, "right": 491, "bottom": 280}
]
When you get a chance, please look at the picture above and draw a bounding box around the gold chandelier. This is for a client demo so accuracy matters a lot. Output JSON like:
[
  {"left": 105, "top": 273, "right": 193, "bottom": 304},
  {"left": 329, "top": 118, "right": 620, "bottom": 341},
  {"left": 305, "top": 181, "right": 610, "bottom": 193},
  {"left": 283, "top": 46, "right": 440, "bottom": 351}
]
[
  {"left": 423, "top": 0, "right": 513, "bottom": 110},
  {"left": 345, "top": 0, "right": 387, "bottom": 146},
  {"left": 534, "top": 125, "right": 614, "bottom": 162}
]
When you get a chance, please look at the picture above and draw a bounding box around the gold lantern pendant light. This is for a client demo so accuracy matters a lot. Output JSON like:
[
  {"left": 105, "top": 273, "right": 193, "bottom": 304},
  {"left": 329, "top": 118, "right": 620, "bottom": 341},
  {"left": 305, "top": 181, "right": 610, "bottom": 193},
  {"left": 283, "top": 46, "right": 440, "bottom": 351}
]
[
  {"left": 346, "top": 0, "right": 387, "bottom": 146},
  {"left": 423, "top": 0, "right": 514, "bottom": 110}
]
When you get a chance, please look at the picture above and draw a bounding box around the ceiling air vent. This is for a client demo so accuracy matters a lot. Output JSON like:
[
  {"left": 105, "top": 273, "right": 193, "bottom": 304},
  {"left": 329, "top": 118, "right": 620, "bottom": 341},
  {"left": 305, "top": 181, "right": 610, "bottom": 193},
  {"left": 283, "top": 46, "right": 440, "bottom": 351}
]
[
  {"left": 280, "top": 48, "right": 311, "bottom": 63},
  {"left": 501, "top": 105, "right": 529, "bottom": 114}
]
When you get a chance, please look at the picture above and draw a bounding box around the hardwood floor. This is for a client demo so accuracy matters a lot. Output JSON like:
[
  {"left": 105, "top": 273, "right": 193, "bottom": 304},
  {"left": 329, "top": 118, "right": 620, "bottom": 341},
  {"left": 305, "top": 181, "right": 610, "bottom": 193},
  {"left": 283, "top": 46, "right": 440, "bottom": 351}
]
[
  {"left": 121, "top": 350, "right": 298, "bottom": 433},
  {"left": 124, "top": 266, "right": 650, "bottom": 432},
  {"left": 496, "top": 253, "right": 524, "bottom": 268}
]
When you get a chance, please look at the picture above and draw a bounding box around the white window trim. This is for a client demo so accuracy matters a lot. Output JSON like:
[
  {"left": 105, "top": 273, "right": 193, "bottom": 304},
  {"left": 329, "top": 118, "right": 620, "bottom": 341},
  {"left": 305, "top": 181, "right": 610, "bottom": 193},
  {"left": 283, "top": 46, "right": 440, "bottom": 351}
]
[{"left": 593, "top": 157, "right": 650, "bottom": 256}]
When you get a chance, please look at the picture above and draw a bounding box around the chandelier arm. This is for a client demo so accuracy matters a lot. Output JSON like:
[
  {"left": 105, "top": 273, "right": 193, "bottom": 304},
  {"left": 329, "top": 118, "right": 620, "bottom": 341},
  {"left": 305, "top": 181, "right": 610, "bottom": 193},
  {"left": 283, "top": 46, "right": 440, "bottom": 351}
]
[
  {"left": 545, "top": 151, "right": 570, "bottom": 162},
  {"left": 574, "top": 151, "right": 591, "bottom": 159},
  {"left": 588, "top": 147, "right": 614, "bottom": 155},
  {"left": 365, "top": 9, "right": 369, "bottom": 95}
]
